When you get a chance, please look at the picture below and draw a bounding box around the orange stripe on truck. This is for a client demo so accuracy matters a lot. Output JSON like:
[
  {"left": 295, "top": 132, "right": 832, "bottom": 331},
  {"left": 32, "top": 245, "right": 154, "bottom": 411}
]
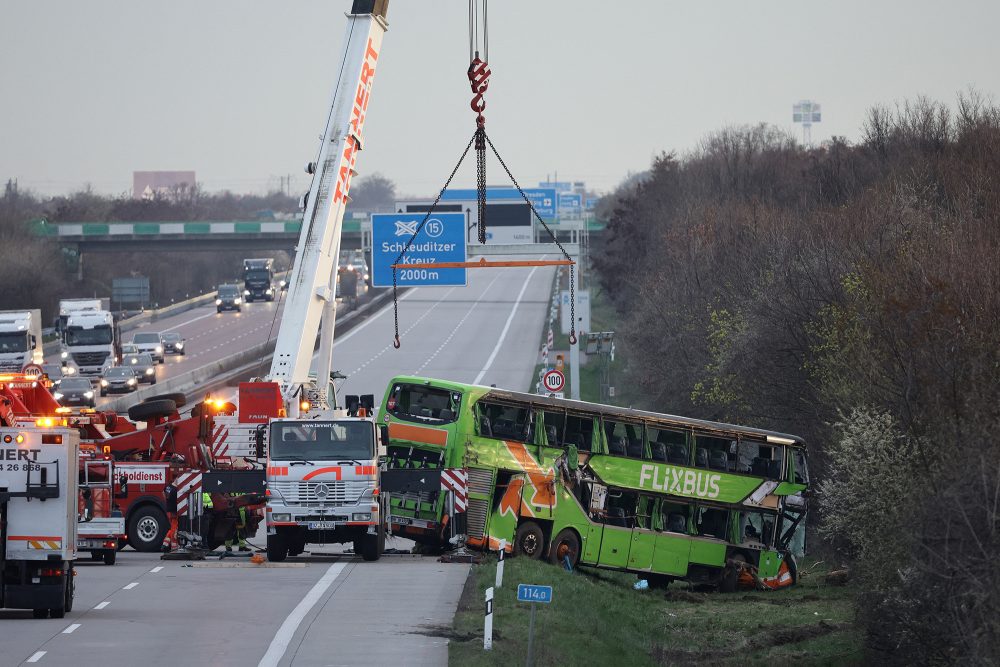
[
  {"left": 9, "top": 535, "right": 62, "bottom": 541},
  {"left": 303, "top": 466, "right": 342, "bottom": 481},
  {"left": 388, "top": 422, "right": 448, "bottom": 447}
]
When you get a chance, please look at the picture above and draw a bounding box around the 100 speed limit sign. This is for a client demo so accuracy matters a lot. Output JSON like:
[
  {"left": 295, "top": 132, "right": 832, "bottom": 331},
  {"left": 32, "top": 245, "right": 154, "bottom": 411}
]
[{"left": 542, "top": 369, "right": 565, "bottom": 393}]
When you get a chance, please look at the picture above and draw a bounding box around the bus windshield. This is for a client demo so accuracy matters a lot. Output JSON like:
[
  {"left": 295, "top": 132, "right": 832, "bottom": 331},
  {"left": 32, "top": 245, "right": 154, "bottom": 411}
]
[
  {"left": 270, "top": 421, "right": 374, "bottom": 461},
  {"left": 386, "top": 382, "right": 461, "bottom": 425},
  {"left": 0, "top": 332, "right": 29, "bottom": 353},
  {"left": 65, "top": 326, "right": 113, "bottom": 346}
]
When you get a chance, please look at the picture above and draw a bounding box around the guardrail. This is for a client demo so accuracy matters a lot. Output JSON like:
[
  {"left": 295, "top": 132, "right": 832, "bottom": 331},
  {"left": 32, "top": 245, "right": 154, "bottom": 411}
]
[{"left": 103, "top": 288, "right": 397, "bottom": 413}]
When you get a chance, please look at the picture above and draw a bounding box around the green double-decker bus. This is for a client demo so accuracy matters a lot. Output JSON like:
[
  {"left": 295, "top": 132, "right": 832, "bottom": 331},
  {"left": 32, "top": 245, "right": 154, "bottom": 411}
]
[{"left": 380, "top": 376, "right": 809, "bottom": 590}]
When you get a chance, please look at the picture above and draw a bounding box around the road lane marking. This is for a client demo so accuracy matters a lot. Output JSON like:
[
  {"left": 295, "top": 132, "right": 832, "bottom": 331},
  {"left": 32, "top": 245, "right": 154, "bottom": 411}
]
[
  {"left": 258, "top": 563, "right": 347, "bottom": 667},
  {"left": 474, "top": 263, "right": 543, "bottom": 385},
  {"left": 334, "top": 288, "right": 418, "bottom": 347},
  {"left": 150, "top": 566, "right": 163, "bottom": 573},
  {"left": 123, "top": 582, "right": 139, "bottom": 590},
  {"left": 94, "top": 602, "right": 110, "bottom": 610},
  {"left": 62, "top": 624, "right": 81, "bottom": 634},
  {"left": 26, "top": 652, "right": 45, "bottom": 663},
  {"left": 415, "top": 274, "right": 501, "bottom": 374}
]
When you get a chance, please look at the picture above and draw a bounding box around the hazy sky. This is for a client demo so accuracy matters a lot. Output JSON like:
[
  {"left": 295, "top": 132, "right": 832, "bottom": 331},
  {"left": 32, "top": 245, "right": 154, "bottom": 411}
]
[{"left": 2, "top": 1, "right": 998, "bottom": 198}]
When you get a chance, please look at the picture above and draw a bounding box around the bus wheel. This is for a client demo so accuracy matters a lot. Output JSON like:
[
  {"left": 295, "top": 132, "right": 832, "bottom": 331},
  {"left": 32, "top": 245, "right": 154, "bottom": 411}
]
[
  {"left": 548, "top": 529, "right": 580, "bottom": 568},
  {"left": 515, "top": 521, "right": 545, "bottom": 560},
  {"left": 720, "top": 553, "right": 747, "bottom": 593}
]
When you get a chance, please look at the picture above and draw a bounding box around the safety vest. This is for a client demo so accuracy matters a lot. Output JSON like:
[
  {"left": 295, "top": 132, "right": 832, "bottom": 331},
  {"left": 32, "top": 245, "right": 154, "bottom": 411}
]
[{"left": 202, "top": 492, "right": 213, "bottom": 509}]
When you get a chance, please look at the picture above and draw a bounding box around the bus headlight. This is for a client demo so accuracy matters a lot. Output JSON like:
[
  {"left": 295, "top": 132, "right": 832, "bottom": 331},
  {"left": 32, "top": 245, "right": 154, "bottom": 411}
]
[{"left": 352, "top": 513, "right": 371, "bottom": 522}]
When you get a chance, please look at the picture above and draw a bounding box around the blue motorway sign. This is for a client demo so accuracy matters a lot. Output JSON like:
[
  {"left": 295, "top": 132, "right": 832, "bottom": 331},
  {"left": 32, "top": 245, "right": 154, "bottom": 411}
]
[
  {"left": 558, "top": 193, "right": 582, "bottom": 212},
  {"left": 585, "top": 197, "right": 599, "bottom": 211},
  {"left": 440, "top": 187, "right": 557, "bottom": 218},
  {"left": 371, "top": 213, "right": 467, "bottom": 288},
  {"left": 516, "top": 584, "right": 553, "bottom": 604}
]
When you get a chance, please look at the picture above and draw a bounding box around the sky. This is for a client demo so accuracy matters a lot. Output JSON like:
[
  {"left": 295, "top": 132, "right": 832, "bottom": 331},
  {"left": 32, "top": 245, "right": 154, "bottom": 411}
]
[{"left": 2, "top": 0, "right": 998, "bottom": 199}]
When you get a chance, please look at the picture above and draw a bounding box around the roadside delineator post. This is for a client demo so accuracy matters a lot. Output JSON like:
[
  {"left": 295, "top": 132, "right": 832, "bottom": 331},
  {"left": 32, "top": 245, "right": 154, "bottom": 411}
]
[
  {"left": 496, "top": 539, "right": 506, "bottom": 588},
  {"left": 484, "top": 586, "right": 494, "bottom": 651}
]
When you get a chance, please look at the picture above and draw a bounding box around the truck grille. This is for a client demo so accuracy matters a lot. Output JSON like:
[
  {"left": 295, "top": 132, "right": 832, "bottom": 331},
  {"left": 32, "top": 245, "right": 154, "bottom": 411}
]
[
  {"left": 0, "top": 359, "right": 23, "bottom": 371},
  {"left": 71, "top": 351, "right": 109, "bottom": 367},
  {"left": 269, "top": 480, "right": 372, "bottom": 506}
]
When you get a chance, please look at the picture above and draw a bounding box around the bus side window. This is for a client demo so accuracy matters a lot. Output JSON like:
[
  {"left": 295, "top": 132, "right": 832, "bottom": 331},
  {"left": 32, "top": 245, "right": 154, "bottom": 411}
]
[
  {"left": 603, "top": 489, "right": 637, "bottom": 528},
  {"left": 541, "top": 408, "right": 566, "bottom": 448},
  {"left": 695, "top": 506, "right": 729, "bottom": 540},
  {"left": 792, "top": 449, "right": 809, "bottom": 484},
  {"left": 647, "top": 426, "right": 687, "bottom": 464},
  {"left": 740, "top": 510, "right": 776, "bottom": 547},
  {"left": 695, "top": 435, "right": 734, "bottom": 472},
  {"left": 604, "top": 419, "right": 643, "bottom": 458},
  {"left": 479, "top": 401, "right": 532, "bottom": 443},
  {"left": 659, "top": 501, "right": 689, "bottom": 534},
  {"left": 564, "top": 412, "right": 594, "bottom": 452},
  {"left": 737, "top": 439, "right": 781, "bottom": 478}
]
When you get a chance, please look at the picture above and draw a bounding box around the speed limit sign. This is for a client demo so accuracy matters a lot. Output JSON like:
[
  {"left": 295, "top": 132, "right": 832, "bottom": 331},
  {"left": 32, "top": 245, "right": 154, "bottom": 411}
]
[{"left": 542, "top": 369, "right": 565, "bottom": 393}]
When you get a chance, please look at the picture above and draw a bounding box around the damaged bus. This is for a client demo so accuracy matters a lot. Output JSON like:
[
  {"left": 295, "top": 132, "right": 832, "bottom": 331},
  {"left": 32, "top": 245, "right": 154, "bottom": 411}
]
[{"left": 380, "top": 377, "right": 808, "bottom": 591}]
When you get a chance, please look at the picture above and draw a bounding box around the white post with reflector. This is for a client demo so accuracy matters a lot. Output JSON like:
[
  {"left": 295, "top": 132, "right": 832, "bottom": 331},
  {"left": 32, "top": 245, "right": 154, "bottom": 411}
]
[
  {"left": 484, "top": 586, "right": 494, "bottom": 651},
  {"left": 495, "top": 539, "right": 506, "bottom": 588}
]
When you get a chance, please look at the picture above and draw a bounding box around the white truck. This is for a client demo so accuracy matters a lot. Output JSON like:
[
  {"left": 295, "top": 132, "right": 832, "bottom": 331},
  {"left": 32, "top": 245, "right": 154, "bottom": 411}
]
[
  {"left": 61, "top": 309, "right": 121, "bottom": 377},
  {"left": 0, "top": 426, "right": 79, "bottom": 618},
  {"left": 77, "top": 457, "right": 126, "bottom": 566},
  {"left": 55, "top": 298, "right": 109, "bottom": 334},
  {"left": 0, "top": 310, "right": 43, "bottom": 373}
]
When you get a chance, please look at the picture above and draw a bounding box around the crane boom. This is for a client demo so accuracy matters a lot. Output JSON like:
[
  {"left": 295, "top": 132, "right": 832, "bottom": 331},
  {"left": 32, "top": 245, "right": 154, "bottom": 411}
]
[{"left": 269, "top": 1, "right": 388, "bottom": 414}]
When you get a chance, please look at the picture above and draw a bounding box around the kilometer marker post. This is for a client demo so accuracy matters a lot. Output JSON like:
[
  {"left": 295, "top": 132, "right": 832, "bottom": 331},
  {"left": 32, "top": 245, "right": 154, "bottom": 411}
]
[{"left": 484, "top": 586, "right": 494, "bottom": 651}]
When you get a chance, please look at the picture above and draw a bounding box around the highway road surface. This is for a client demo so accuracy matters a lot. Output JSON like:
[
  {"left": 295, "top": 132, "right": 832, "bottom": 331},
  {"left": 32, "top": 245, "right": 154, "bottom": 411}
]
[{"left": 10, "top": 264, "right": 556, "bottom": 665}]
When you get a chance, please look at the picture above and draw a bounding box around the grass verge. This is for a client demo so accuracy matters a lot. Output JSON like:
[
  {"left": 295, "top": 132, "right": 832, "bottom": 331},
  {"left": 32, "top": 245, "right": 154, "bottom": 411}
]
[{"left": 449, "top": 557, "right": 861, "bottom": 666}]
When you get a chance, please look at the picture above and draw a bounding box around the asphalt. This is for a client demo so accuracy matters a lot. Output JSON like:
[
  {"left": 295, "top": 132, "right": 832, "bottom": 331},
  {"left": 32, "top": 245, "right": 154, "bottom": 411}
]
[{"left": 10, "top": 263, "right": 556, "bottom": 665}]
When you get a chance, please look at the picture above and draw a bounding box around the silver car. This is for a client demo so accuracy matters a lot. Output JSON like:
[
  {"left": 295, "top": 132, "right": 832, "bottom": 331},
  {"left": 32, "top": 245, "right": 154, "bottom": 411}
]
[
  {"left": 131, "top": 332, "right": 164, "bottom": 364},
  {"left": 123, "top": 351, "right": 157, "bottom": 385}
]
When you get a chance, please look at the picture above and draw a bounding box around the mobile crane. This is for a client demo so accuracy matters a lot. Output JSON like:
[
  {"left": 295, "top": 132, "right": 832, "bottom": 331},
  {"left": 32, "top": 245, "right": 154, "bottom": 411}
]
[{"left": 214, "top": 0, "right": 390, "bottom": 562}]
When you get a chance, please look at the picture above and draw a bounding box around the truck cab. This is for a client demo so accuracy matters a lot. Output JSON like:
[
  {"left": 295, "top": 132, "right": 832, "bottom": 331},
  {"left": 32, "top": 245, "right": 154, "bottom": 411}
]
[
  {"left": 243, "top": 258, "right": 275, "bottom": 303},
  {"left": 264, "top": 414, "right": 385, "bottom": 562},
  {"left": 0, "top": 310, "right": 42, "bottom": 373},
  {"left": 61, "top": 310, "right": 120, "bottom": 377}
]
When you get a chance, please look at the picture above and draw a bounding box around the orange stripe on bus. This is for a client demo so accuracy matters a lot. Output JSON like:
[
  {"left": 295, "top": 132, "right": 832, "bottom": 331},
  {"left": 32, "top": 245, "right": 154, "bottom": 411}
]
[
  {"left": 388, "top": 422, "right": 448, "bottom": 447},
  {"left": 303, "top": 466, "right": 342, "bottom": 481}
]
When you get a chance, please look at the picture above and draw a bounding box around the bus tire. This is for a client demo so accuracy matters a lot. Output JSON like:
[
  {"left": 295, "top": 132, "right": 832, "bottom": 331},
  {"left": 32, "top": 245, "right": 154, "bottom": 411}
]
[
  {"left": 548, "top": 529, "right": 580, "bottom": 568},
  {"left": 720, "top": 553, "right": 747, "bottom": 593},
  {"left": 127, "top": 505, "right": 168, "bottom": 552},
  {"left": 515, "top": 521, "right": 546, "bottom": 560},
  {"left": 267, "top": 533, "right": 288, "bottom": 562}
]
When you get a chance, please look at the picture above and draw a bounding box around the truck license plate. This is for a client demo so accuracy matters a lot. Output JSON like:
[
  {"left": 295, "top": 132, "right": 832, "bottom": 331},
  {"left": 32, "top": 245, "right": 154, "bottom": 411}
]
[{"left": 308, "top": 521, "right": 337, "bottom": 530}]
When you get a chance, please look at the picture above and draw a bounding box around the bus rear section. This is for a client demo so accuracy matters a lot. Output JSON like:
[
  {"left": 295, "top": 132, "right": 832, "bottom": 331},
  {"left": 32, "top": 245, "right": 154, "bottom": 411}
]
[{"left": 379, "top": 379, "right": 466, "bottom": 546}]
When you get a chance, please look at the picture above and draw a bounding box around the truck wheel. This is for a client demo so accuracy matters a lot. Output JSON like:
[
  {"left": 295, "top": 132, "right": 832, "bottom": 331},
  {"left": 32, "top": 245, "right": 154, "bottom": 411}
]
[
  {"left": 103, "top": 550, "right": 117, "bottom": 565},
  {"left": 515, "top": 521, "right": 546, "bottom": 559},
  {"left": 267, "top": 533, "right": 288, "bottom": 562},
  {"left": 128, "top": 506, "right": 168, "bottom": 552},
  {"left": 128, "top": 399, "right": 177, "bottom": 422}
]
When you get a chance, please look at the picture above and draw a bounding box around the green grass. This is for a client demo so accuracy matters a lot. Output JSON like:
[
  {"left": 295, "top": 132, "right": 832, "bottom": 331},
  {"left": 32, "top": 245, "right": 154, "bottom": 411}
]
[{"left": 449, "top": 558, "right": 861, "bottom": 666}]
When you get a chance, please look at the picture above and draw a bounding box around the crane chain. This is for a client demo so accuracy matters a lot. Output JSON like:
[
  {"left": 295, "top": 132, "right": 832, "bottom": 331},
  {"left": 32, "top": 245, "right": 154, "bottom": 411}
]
[
  {"left": 392, "top": 131, "right": 478, "bottom": 348},
  {"left": 484, "top": 133, "right": 578, "bottom": 345}
]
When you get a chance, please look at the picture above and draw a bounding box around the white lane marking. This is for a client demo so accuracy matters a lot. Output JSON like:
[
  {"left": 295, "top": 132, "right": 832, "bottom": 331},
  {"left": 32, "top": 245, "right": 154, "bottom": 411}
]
[
  {"left": 415, "top": 274, "right": 502, "bottom": 374},
  {"left": 62, "top": 624, "right": 81, "bottom": 634},
  {"left": 27, "top": 652, "right": 46, "bottom": 663},
  {"left": 258, "top": 563, "right": 347, "bottom": 667},
  {"left": 150, "top": 566, "right": 164, "bottom": 573},
  {"left": 123, "top": 582, "right": 139, "bottom": 590},
  {"left": 94, "top": 601, "right": 110, "bottom": 610},
  {"left": 333, "top": 288, "right": 418, "bottom": 347},
  {"left": 158, "top": 309, "right": 218, "bottom": 333},
  {"left": 474, "top": 263, "right": 543, "bottom": 385}
]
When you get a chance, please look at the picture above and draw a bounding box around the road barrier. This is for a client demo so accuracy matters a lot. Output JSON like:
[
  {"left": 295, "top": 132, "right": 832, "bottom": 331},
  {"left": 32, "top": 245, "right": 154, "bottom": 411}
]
[{"left": 103, "top": 288, "right": 398, "bottom": 413}]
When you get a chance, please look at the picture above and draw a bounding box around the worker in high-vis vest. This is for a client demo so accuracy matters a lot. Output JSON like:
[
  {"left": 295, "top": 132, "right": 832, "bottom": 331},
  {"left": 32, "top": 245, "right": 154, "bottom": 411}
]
[{"left": 226, "top": 497, "right": 249, "bottom": 552}]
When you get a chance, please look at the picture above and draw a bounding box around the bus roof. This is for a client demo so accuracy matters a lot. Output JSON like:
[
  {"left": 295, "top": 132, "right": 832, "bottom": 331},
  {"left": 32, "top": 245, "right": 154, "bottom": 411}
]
[{"left": 389, "top": 375, "right": 806, "bottom": 447}]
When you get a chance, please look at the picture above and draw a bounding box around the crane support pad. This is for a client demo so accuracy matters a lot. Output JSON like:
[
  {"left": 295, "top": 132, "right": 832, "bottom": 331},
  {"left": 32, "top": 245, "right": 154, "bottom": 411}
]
[{"left": 202, "top": 470, "right": 266, "bottom": 494}]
